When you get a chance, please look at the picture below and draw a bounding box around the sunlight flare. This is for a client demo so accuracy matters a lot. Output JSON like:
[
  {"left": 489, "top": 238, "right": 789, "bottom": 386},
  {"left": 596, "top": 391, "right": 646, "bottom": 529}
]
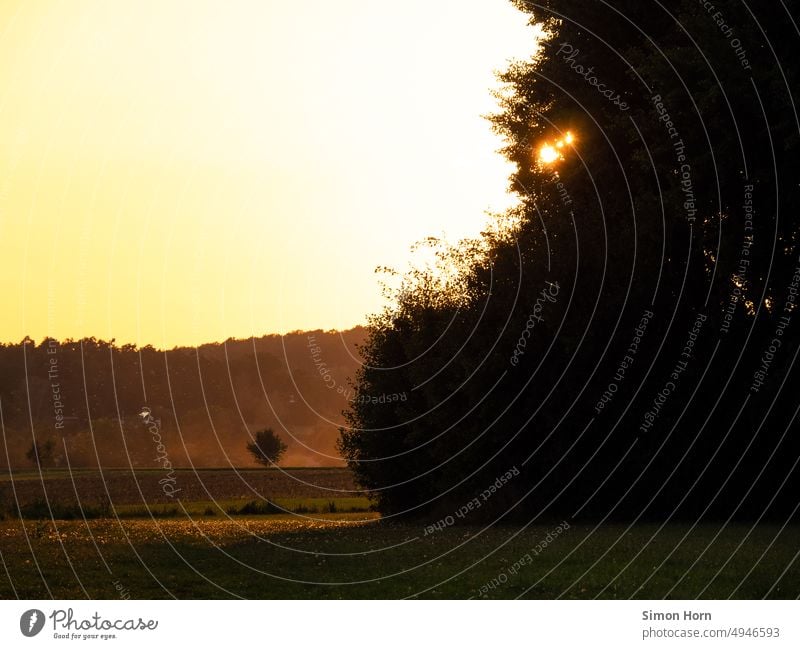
[
  {"left": 539, "top": 144, "right": 559, "bottom": 164},
  {"left": 537, "top": 131, "right": 576, "bottom": 166}
]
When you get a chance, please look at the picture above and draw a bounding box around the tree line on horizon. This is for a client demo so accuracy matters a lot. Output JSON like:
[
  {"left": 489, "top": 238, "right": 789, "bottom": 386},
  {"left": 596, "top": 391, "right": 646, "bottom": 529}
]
[{"left": 0, "top": 328, "right": 366, "bottom": 469}]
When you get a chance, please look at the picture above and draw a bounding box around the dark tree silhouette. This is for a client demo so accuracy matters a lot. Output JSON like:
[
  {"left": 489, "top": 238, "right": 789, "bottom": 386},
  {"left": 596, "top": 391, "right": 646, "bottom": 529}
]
[
  {"left": 340, "top": 0, "right": 800, "bottom": 522},
  {"left": 246, "top": 428, "right": 288, "bottom": 467},
  {"left": 26, "top": 439, "right": 56, "bottom": 468}
]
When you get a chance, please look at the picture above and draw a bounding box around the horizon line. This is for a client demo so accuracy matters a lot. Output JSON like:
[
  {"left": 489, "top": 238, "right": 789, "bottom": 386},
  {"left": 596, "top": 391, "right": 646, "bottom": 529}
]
[{"left": 3, "top": 324, "right": 369, "bottom": 353}]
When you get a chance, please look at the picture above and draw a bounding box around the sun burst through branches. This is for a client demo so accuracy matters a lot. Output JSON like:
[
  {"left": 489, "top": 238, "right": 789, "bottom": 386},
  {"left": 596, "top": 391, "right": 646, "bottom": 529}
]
[{"left": 537, "top": 131, "right": 576, "bottom": 165}]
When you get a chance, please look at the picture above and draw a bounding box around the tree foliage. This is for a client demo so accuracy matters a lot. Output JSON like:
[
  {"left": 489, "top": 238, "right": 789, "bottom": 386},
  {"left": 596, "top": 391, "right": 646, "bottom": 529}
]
[
  {"left": 340, "top": 0, "right": 800, "bottom": 522},
  {"left": 25, "top": 439, "right": 56, "bottom": 468},
  {"left": 246, "top": 428, "right": 288, "bottom": 467}
]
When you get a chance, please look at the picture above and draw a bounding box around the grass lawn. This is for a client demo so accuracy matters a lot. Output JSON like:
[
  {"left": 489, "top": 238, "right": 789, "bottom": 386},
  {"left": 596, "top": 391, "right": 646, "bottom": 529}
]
[{"left": 1, "top": 513, "right": 797, "bottom": 599}]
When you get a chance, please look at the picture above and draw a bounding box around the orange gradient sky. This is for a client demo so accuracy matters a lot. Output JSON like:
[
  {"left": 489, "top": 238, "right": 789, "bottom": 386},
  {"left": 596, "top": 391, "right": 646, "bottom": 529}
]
[{"left": 0, "top": 1, "right": 535, "bottom": 348}]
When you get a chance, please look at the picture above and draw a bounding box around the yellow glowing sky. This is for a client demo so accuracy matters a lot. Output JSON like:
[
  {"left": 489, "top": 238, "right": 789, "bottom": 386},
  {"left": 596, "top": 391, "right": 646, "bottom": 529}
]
[{"left": 0, "top": 1, "right": 534, "bottom": 348}]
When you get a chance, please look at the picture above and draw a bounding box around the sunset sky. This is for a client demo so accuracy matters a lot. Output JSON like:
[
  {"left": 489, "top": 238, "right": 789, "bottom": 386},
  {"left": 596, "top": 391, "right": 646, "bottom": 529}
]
[{"left": 0, "top": 1, "right": 535, "bottom": 348}]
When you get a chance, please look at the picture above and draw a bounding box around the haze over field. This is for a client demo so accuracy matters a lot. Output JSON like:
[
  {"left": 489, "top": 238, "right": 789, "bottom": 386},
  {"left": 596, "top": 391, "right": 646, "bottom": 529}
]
[{"left": 0, "top": 329, "right": 366, "bottom": 468}]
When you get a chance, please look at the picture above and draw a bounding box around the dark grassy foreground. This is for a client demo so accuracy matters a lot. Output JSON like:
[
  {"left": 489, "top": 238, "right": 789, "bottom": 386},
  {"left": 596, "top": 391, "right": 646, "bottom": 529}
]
[{"left": 1, "top": 514, "right": 797, "bottom": 599}]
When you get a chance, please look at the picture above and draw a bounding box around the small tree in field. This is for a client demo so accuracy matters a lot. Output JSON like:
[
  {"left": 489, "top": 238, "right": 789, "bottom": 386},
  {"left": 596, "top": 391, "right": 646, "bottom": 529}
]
[
  {"left": 246, "top": 428, "right": 287, "bottom": 467},
  {"left": 26, "top": 439, "right": 56, "bottom": 467}
]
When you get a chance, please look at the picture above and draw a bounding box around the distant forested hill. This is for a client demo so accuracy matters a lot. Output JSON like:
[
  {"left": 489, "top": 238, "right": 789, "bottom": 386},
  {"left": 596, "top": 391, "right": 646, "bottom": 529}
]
[{"left": 0, "top": 328, "right": 366, "bottom": 468}]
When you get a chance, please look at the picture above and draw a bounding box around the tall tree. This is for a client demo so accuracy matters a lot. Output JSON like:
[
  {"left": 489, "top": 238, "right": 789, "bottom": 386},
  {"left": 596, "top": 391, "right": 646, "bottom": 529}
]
[{"left": 340, "top": 0, "right": 800, "bottom": 522}]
